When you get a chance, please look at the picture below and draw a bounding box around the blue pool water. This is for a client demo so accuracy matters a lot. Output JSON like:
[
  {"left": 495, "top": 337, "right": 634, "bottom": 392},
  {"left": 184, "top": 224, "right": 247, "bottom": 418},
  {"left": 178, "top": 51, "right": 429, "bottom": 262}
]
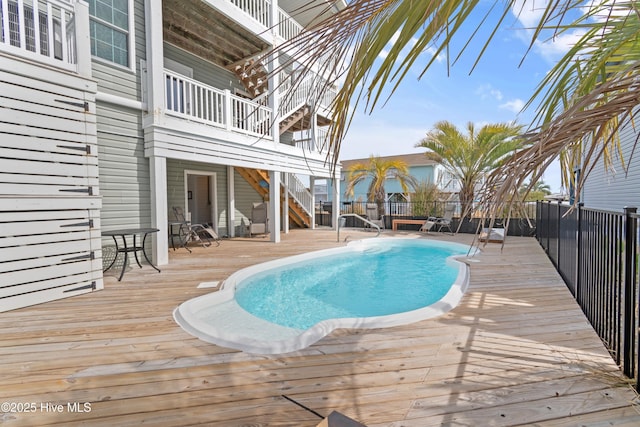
[{"left": 234, "top": 239, "right": 468, "bottom": 329}]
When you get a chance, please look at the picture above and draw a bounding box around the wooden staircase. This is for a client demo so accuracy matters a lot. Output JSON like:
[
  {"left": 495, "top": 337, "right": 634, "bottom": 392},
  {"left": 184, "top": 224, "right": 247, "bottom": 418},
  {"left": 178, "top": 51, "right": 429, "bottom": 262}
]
[
  {"left": 236, "top": 168, "right": 311, "bottom": 228},
  {"left": 279, "top": 104, "right": 310, "bottom": 134},
  {"left": 231, "top": 59, "right": 268, "bottom": 98}
]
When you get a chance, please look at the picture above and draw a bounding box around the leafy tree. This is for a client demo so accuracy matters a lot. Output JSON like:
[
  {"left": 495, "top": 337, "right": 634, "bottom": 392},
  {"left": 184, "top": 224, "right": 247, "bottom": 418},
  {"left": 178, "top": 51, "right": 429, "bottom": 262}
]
[
  {"left": 411, "top": 180, "right": 442, "bottom": 218},
  {"left": 417, "top": 121, "right": 525, "bottom": 217},
  {"left": 271, "top": 1, "right": 640, "bottom": 207},
  {"left": 519, "top": 179, "right": 552, "bottom": 202},
  {"left": 345, "top": 156, "right": 416, "bottom": 215}
]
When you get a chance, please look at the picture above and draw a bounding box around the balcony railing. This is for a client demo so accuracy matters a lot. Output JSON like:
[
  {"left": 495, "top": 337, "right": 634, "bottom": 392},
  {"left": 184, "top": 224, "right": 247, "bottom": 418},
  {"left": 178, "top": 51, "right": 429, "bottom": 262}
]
[
  {"left": 277, "top": 8, "right": 302, "bottom": 40},
  {"left": 227, "top": 0, "right": 303, "bottom": 41},
  {"left": 0, "top": 0, "right": 77, "bottom": 71},
  {"left": 164, "top": 69, "right": 273, "bottom": 139},
  {"left": 228, "top": 0, "right": 270, "bottom": 28}
]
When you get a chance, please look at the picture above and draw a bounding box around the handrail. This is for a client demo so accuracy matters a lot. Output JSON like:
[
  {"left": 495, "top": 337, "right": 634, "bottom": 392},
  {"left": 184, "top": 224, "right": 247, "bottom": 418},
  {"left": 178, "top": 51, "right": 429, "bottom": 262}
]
[{"left": 337, "top": 213, "right": 380, "bottom": 242}]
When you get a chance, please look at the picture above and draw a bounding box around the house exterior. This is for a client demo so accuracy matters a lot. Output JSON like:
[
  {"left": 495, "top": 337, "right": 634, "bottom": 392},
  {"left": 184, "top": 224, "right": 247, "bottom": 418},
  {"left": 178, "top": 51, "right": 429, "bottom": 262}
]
[
  {"left": 0, "top": 0, "right": 345, "bottom": 312},
  {"left": 581, "top": 111, "right": 640, "bottom": 211},
  {"left": 333, "top": 153, "right": 459, "bottom": 203}
]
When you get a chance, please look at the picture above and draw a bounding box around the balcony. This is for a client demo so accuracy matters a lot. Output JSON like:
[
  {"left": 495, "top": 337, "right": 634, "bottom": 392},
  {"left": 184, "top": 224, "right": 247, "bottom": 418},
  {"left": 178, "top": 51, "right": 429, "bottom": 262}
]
[
  {"left": 0, "top": 0, "right": 87, "bottom": 73},
  {"left": 164, "top": 69, "right": 273, "bottom": 139}
]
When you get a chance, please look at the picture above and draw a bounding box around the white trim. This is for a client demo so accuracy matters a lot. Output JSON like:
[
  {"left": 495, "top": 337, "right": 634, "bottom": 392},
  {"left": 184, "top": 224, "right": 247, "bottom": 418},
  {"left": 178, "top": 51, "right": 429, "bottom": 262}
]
[{"left": 96, "top": 91, "right": 145, "bottom": 110}]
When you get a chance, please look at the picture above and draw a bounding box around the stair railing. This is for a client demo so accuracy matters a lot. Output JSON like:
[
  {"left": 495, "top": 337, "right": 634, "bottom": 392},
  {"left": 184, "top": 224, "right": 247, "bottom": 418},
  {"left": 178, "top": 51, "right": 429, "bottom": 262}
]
[{"left": 285, "top": 174, "right": 312, "bottom": 216}]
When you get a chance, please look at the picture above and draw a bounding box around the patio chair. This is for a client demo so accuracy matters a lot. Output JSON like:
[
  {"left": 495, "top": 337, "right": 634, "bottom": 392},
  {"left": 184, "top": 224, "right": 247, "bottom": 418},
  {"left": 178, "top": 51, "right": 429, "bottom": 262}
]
[
  {"left": 419, "top": 219, "right": 436, "bottom": 234},
  {"left": 428, "top": 204, "right": 455, "bottom": 235},
  {"left": 172, "top": 206, "right": 220, "bottom": 248},
  {"left": 249, "top": 202, "right": 269, "bottom": 237},
  {"left": 365, "top": 203, "right": 385, "bottom": 230}
]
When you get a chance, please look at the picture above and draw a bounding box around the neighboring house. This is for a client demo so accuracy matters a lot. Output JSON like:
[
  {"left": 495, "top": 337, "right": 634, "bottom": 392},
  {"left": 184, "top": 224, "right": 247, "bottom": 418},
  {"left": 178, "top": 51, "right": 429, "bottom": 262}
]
[
  {"left": 582, "top": 111, "right": 640, "bottom": 211},
  {"left": 333, "top": 153, "right": 456, "bottom": 203},
  {"left": 0, "top": 0, "right": 345, "bottom": 311}
]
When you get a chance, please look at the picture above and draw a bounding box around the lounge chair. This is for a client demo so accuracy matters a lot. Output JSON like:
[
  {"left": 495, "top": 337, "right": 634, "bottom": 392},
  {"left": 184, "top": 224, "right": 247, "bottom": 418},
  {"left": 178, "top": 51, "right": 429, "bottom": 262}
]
[
  {"left": 419, "top": 219, "right": 436, "bottom": 233},
  {"left": 249, "top": 202, "right": 269, "bottom": 237},
  {"left": 365, "top": 203, "right": 385, "bottom": 230},
  {"left": 428, "top": 204, "right": 455, "bottom": 235},
  {"left": 172, "top": 206, "right": 221, "bottom": 248}
]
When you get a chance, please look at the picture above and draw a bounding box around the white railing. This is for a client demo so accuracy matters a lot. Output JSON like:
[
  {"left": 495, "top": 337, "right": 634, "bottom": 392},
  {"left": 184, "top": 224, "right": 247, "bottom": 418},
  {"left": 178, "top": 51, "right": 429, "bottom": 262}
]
[
  {"left": 164, "top": 69, "right": 273, "bottom": 139},
  {"left": 0, "top": 0, "right": 77, "bottom": 71},
  {"left": 293, "top": 126, "right": 331, "bottom": 155},
  {"left": 277, "top": 8, "right": 301, "bottom": 40},
  {"left": 228, "top": 0, "right": 270, "bottom": 27},
  {"left": 286, "top": 173, "right": 312, "bottom": 215},
  {"left": 230, "top": 93, "right": 272, "bottom": 137},
  {"left": 227, "top": 0, "right": 304, "bottom": 41},
  {"left": 279, "top": 75, "right": 312, "bottom": 117}
]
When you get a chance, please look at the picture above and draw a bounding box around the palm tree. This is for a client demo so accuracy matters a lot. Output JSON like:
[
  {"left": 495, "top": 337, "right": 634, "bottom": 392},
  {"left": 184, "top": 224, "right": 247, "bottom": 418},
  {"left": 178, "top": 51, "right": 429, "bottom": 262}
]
[
  {"left": 417, "top": 121, "right": 525, "bottom": 217},
  {"left": 345, "top": 156, "right": 416, "bottom": 215},
  {"left": 265, "top": 1, "right": 640, "bottom": 208}
]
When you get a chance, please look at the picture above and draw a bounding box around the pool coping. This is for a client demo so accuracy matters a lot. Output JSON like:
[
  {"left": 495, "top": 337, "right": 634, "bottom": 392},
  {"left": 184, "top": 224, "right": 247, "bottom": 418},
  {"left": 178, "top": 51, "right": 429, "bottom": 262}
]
[{"left": 173, "top": 237, "right": 477, "bottom": 354}]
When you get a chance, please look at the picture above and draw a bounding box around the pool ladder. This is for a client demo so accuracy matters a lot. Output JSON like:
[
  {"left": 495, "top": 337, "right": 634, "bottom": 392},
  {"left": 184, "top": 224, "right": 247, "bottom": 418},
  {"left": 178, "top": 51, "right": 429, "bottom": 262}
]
[{"left": 337, "top": 213, "right": 381, "bottom": 242}]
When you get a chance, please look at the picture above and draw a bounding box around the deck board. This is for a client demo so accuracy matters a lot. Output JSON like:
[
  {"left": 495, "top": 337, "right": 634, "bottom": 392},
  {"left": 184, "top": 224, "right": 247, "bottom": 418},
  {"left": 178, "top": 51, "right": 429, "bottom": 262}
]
[{"left": 0, "top": 229, "right": 638, "bottom": 426}]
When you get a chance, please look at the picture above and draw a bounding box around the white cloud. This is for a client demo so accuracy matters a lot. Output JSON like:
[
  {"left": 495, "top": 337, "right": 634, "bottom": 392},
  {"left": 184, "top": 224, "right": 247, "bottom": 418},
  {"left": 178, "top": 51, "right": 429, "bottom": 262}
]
[
  {"left": 475, "top": 84, "right": 503, "bottom": 101},
  {"left": 511, "top": 0, "right": 548, "bottom": 28},
  {"left": 499, "top": 98, "right": 525, "bottom": 114}
]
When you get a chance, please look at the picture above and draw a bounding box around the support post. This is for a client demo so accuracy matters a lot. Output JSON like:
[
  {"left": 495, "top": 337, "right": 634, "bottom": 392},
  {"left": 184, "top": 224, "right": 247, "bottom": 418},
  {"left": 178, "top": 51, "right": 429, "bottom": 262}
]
[
  {"left": 269, "top": 170, "right": 281, "bottom": 242},
  {"left": 227, "top": 166, "right": 235, "bottom": 237},
  {"left": 150, "top": 156, "right": 168, "bottom": 265},
  {"left": 283, "top": 172, "right": 289, "bottom": 234},
  {"left": 310, "top": 176, "right": 316, "bottom": 229}
]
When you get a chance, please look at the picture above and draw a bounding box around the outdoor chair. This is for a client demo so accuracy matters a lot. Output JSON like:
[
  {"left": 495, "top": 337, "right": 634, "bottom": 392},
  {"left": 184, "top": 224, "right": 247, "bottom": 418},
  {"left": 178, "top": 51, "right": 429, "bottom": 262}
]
[
  {"left": 419, "top": 219, "right": 436, "bottom": 234},
  {"left": 428, "top": 204, "right": 455, "bottom": 235},
  {"left": 365, "top": 203, "right": 385, "bottom": 230},
  {"left": 249, "top": 202, "right": 269, "bottom": 237},
  {"left": 172, "top": 206, "right": 220, "bottom": 248}
]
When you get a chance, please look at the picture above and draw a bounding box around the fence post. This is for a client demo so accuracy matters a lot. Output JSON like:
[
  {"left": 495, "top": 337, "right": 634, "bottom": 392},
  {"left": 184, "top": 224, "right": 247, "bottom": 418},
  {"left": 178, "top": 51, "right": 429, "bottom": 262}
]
[
  {"left": 546, "top": 201, "right": 551, "bottom": 254},
  {"left": 575, "top": 203, "right": 583, "bottom": 300},
  {"left": 623, "top": 206, "right": 637, "bottom": 379}
]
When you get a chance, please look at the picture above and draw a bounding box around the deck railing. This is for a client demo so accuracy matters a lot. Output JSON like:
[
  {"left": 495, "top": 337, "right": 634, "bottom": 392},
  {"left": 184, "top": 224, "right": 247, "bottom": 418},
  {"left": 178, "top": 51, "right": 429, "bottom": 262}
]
[
  {"left": 536, "top": 201, "right": 640, "bottom": 392},
  {"left": 0, "top": 0, "right": 79, "bottom": 71},
  {"left": 227, "top": 0, "right": 303, "bottom": 41},
  {"left": 228, "top": 0, "right": 270, "bottom": 28},
  {"left": 164, "top": 69, "right": 272, "bottom": 139},
  {"left": 277, "top": 8, "right": 301, "bottom": 40}
]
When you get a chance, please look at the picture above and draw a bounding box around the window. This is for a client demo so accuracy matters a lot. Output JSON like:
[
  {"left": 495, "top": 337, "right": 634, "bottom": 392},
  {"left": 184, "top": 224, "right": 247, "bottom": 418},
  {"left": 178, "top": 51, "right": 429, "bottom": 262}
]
[{"left": 87, "top": 0, "right": 129, "bottom": 66}]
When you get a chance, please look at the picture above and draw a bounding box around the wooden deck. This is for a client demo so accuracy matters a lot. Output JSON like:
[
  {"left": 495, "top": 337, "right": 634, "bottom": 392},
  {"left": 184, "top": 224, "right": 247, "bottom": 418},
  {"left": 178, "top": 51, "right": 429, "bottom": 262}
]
[{"left": 1, "top": 229, "right": 639, "bottom": 426}]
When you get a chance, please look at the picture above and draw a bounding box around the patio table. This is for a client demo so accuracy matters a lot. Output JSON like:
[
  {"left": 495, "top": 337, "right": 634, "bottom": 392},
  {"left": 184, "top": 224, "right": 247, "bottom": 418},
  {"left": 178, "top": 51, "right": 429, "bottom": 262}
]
[{"left": 102, "top": 228, "right": 161, "bottom": 281}]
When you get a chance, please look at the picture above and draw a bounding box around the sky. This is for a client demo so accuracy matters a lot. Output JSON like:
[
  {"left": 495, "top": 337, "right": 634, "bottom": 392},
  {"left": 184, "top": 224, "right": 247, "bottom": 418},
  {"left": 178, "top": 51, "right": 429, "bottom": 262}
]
[{"left": 336, "top": 0, "right": 588, "bottom": 193}]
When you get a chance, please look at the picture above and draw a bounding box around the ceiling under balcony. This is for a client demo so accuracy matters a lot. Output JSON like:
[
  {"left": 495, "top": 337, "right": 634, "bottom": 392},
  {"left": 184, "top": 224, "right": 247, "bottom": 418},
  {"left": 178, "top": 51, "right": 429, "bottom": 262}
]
[{"left": 162, "top": 0, "right": 271, "bottom": 69}]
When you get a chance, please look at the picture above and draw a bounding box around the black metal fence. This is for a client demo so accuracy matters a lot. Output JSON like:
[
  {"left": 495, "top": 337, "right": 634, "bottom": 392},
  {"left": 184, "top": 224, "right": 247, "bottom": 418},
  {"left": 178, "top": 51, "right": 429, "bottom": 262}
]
[
  {"left": 316, "top": 200, "right": 537, "bottom": 237},
  {"left": 536, "top": 201, "right": 640, "bottom": 391}
]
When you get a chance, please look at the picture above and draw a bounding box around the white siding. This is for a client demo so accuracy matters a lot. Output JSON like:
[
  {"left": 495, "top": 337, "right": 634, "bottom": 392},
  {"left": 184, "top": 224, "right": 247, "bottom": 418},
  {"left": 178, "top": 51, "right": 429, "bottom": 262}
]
[
  {"left": 582, "top": 112, "right": 640, "bottom": 212},
  {"left": 0, "top": 55, "right": 102, "bottom": 312}
]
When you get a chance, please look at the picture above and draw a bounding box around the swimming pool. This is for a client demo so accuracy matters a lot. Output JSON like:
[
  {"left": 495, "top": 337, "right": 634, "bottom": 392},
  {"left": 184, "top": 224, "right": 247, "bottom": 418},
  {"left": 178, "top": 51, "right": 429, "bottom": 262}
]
[{"left": 174, "top": 238, "right": 475, "bottom": 354}]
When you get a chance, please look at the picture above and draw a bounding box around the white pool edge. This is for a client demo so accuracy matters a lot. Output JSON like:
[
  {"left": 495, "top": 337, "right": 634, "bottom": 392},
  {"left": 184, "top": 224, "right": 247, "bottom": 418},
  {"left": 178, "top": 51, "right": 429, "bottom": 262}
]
[{"left": 174, "top": 238, "right": 476, "bottom": 354}]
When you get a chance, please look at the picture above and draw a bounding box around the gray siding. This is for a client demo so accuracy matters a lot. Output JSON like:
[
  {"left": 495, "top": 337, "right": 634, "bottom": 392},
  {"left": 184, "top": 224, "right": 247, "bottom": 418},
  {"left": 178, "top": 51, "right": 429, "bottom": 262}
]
[
  {"left": 164, "top": 43, "right": 244, "bottom": 93},
  {"left": 167, "top": 160, "right": 229, "bottom": 236},
  {"left": 233, "top": 170, "right": 264, "bottom": 236},
  {"left": 91, "top": 0, "right": 146, "bottom": 101},
  {"left": 582, "top": 113, "right": 640, "bottom": 212},
  {"left": 97, "top": 103, "right": 149, "bottom": 230}
]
